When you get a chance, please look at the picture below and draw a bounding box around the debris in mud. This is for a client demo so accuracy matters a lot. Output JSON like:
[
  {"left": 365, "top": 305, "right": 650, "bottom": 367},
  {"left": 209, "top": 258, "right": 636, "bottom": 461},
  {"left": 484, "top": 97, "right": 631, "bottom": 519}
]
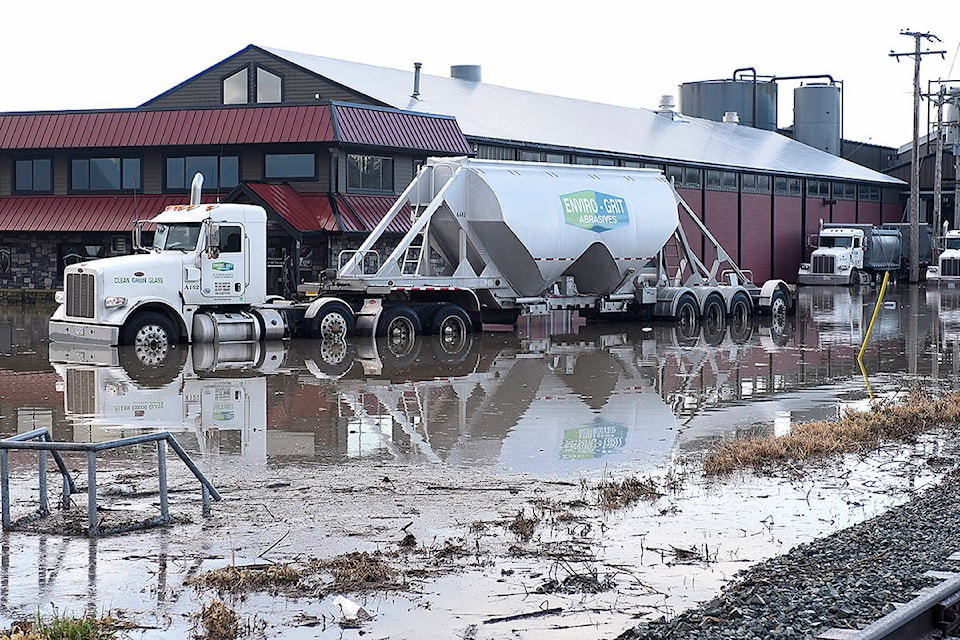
[
  {"left": 507, "top": 509, "right": 539, "bottom": 542},
  {"left": 318, "top": 551, "right": 400, "bottom": 593},
  {"left": 535, "top": 567, "right": 615, "bottom": 594},
  {"left": 195, "top": 598, "right": 238, "bottom": 640},
  {"left": 595, "top": 475, "right": 664, "bottom": 509},
  {"left": 648, "top": 543, "right": 717, "bottom": 565},
  {"left": 704, "top": 387, "right": 960, "bottom": 474},
  {"left": 332, "top": 594, "right": 372, "bottom": 627},
  {"left": 187, "top": 563, "right": 301, "bottom": 594}
]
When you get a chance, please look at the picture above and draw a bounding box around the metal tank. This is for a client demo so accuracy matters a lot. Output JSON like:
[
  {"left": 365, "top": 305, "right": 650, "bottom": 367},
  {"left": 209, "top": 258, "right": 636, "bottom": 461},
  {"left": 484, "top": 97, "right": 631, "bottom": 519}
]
[
  {"left": 430, "top": 160, "right": 680, "bottom": 297},
  {"left": 679, "top": 80, "right": 778, "bottom": 130},
  {"left": 793, "top": 83, "right": 841, "bottom": 155}
]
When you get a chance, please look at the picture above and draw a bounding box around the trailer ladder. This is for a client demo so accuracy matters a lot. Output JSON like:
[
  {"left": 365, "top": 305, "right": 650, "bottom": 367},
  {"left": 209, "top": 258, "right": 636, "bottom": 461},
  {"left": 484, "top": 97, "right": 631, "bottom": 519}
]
[{"left": 0, "top": 428, "right": 221, "bottom": 536}]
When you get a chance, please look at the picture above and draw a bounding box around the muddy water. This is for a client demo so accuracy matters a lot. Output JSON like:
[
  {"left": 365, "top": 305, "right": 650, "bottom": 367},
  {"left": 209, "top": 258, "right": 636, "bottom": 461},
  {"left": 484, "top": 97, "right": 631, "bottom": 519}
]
[{"left": 0, "top": 284, "right": 958, "bottom": 638}]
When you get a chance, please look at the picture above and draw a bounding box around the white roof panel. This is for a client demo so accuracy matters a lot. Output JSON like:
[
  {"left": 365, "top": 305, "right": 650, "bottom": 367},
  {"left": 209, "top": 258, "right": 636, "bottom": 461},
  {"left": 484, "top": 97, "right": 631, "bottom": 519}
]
[{"left": 265, "top": 47, "right": 902, "bottom": 186}]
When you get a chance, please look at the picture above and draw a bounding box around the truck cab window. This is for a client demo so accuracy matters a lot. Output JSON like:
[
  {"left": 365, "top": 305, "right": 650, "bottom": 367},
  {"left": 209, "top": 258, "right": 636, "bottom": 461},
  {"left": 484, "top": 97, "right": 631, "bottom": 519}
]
[
  {"left": 155, "top": 223, "right": 202, "bottom": 251},
  {"left": 220, "top": 226, "right": 242, "bottom": 253}
]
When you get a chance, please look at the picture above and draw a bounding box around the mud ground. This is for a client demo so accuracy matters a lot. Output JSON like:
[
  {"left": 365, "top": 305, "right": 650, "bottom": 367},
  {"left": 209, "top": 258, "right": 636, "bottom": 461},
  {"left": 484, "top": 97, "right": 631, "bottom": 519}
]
[{"left": 0, "top": 431, "right": 952, "bottom": 640}]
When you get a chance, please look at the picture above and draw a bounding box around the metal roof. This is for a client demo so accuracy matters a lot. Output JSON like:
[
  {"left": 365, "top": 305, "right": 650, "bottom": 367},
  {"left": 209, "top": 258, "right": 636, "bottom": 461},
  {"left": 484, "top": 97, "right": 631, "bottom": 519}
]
[
  {"left": 332, "top": 103, "right": 471, "bottom": 154},
  {"left": 0, "top": 194, "right": 201, "bottom": 232},
  {"left": 335, "top": 194, "right": 411, "bottom": 234},
  {"left": 0, "top": 103, "right": 469, "bottom": 154},
  {"left": 243, "top": 183, "right": 338, "bottom": 232},
  {"left": 265, "top": 46, "right": 902, "bottom": 186}
]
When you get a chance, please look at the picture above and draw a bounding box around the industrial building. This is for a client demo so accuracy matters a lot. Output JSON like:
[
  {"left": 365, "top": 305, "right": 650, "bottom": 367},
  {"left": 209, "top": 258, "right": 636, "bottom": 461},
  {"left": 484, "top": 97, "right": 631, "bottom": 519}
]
[{"left": 0, "top": 44, "right": 906, "bottom": 296}]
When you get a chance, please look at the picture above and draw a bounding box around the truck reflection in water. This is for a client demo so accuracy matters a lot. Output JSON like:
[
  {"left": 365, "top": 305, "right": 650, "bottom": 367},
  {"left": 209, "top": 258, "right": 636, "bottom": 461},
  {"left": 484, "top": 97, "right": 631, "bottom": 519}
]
[{"left": 43, "top": 285, "right": 941, "bottom": 474}]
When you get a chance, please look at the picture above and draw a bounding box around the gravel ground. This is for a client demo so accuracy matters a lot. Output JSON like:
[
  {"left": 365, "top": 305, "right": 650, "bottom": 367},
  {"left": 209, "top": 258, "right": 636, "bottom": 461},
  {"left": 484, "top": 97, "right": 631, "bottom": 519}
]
[{"left": 617, "top": 466, "right": 960, "bottom": 640}]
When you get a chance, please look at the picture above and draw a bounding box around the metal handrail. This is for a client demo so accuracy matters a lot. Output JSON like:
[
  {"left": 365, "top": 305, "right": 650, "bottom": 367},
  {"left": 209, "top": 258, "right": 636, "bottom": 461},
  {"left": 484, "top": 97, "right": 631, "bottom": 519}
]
[{"left": 0, "top": 429, "right": 221, "bottom": 536}]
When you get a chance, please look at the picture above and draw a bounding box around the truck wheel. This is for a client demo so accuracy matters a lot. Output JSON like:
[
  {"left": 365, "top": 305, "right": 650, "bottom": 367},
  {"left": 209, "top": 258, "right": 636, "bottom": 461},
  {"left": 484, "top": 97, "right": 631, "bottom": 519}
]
[
  {"left": 702, "top": 295, "right": 726, "bottom": 346},
  {"left": 121, "top": 312, "right": 177, "bottom": 365},
  {"left": 674, "top": 295, "right": 699, "bottom": 338},
  {"left": 729, "top": 292, "right": 752, "bottom": 343},
  {"left": 376, "top": 304, "right": 422, "bottom": 340},
  {"left": 769, "top": 289, "right": 789, "bottom": 319},
  {"left": 430, "top": 304, "right": 473, "bottom": 353},
  {"left": 312, "top": 301, "right": 355, "bottom": 340}
]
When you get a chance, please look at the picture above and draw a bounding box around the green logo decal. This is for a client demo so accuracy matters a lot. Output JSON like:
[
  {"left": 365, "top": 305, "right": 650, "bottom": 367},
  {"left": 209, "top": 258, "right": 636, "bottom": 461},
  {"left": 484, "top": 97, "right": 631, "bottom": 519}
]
[
  {"left": 561, "top": 190, "right": 629, "bottom": 232},
  {"left": 560, "top": 418, "right": 628, "bottom": 460},
  {"left": 212, "top": 262, "right": 235, "bottom": 272}
]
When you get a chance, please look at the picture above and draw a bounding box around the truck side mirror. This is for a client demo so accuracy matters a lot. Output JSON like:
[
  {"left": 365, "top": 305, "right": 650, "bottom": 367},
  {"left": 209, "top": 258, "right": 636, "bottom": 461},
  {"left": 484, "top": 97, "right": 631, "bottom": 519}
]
[{"left": 206, "top": 222, "right": 221, "bottom": 259}]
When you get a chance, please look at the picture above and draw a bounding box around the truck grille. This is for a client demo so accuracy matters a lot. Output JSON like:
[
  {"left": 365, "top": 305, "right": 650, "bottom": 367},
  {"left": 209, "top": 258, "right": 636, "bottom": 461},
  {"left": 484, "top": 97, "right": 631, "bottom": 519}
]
[
  {"left": 812, "top": 255, "right": 835, "bottom": 275},
  {"left": 65, "top": 273, "right": 95, "bottom": 318},
  {"left": 65, "top": 369, "right": 96, "bottom": 415},
  {"left": 943, "top": 258, "right": 960, "bottom": 277}
]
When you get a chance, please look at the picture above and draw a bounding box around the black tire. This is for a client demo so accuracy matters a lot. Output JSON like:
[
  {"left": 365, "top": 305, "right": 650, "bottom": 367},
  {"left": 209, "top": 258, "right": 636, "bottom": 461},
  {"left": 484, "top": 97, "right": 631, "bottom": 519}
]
[
  {"left": 729, "top": 292, "right": 753, "bottom": 343},
  {"left": 121, "top": 312, "right": 178, "bottom": 363},
  {"left": 312, "top": 338, "right": 356, "bottom": 378},
  {"left": 674, "top": 295, "right": 700, "bottom": 338},
  {"left": 376, "top": 304, "right": 422, "bottom": 351},
  {"left": 311, "top": 301, "right": 355, "bottom": 340},
  {"left": 702, "top": 295, "right": 726, "bottom": 346},
  {"left": 768, "top": 289, "right": 789, "bottom": 319},
  {"left": 118, "top": 339, "right": 186, "bottom": 388},
  {"left": 430, "top": 304, "right": 473, "bottom": 352}
]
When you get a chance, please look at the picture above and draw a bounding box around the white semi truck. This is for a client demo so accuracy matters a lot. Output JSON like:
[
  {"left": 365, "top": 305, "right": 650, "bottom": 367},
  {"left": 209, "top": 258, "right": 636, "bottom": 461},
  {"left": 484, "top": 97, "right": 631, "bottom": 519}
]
[
  {"left": 49, "top": 157, "right": 792, "bottom": 355},
  {"left": 925, "top": 226, "right": 960, "bottom": 286},
  {"left": 797, "top": 222, "right": 902, "bottom": 285}
]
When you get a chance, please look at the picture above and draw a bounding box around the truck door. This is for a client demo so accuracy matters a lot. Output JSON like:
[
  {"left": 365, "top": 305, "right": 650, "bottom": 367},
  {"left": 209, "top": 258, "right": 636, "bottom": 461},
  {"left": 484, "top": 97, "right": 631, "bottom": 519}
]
[{"left": 201, "top": 224, "right": 248, "bottom": 300}]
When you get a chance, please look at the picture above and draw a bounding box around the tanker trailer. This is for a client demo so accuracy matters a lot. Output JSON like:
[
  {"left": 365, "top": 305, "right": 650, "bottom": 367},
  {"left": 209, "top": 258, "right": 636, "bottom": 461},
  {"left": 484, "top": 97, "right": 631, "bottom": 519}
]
[{"left": 302, "top": 157, "right": 791, "bottom": 340}]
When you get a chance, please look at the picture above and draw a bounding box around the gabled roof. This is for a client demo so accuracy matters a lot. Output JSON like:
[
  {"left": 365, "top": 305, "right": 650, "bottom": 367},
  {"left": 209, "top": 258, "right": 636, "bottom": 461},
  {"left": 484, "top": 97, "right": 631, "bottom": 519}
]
[
  {"left": 335, "top": 194, "right": 411, "bottom": 234},
  {"left": 240, "top": 182, "right": 337, "bottom": 233},
  {"left": 0, "top": 194, "right": 204, "bottom": 232},
  {"left": 264, "top": 46, "right": 903, "bottom": 186},
  {"left": 0, "top": 102, "right": 470, "bottom": 154}
]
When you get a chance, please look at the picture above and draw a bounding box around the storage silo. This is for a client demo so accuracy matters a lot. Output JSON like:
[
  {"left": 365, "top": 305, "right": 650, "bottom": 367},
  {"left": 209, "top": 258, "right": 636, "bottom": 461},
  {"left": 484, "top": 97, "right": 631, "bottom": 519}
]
[
  {"left": 678, "top": 80, "right": 778, "bottom": 130},
  {"left": 793, "top": 83, "right": 841, "bottom": 155}
]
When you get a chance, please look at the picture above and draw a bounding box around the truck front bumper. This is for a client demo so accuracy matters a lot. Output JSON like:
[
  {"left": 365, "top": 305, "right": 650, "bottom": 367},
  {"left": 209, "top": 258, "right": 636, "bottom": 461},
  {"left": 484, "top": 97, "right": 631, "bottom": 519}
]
[
  {"left": 48, "top": 319, "right": 120, "bottom": 345},
  {"left": 797, "top": 273, "right": 852, "bottom": 286}
]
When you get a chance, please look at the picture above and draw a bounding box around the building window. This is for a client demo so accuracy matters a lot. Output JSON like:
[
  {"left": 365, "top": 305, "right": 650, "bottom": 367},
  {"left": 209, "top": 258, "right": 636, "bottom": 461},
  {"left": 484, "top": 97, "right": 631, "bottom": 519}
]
[
  {"left": 742, "top": 173, "right": 772, "bottom": 194},
  {"left": 545, "top": 153, "right": 566, "bottom": 164},
  {"left": 596, "top": 157, "right": 617, "bottom": 166},
  {"left": 264, "top": 153, "right": 316, "bottom": 180},
  {"left": 223, "top": 68, "right": 248, "bottom": 105},
  {"left": 573, "top": 156, "right": 595, "bottom": 165},
  {"left": 833, "top": 182, "right": 856, "bottom": 200},
  {"left": 166, "top": 155, "right": 239, "bottom": 191},
  {"left": 71, "top": 157, "right": 140, "bottom": 192},
  {"left": 519, "top": 150, "right": 542, "bottom": 162},
  {"left": 347, "top": 155, "right": 394, "bottom": 192},
  {"left": 859, "top": 184, "right": 880, "bottom": 202},
  {"left": 621, "top": 160, "right": 642, "bottom": 169},
  {"left": 256, "top": 67, "right": 282, "bottom": 103},
  {"left": 59, "top": 242, "right": 105, "bottom": 274},
  {"left": 14, "top": 159, "right": 52, "bottom": 193},
  {"left": 775, "top": 176, "right": 802, "bottom": 196},
  {"left": 682, "top": 167, "right": 701, "bottom": 189},
  {"left": 807, "top": 179, "right": 831, "bottom": 197},
  {"left": 666, "top": 165, "right": 683, "bottom": 185}
]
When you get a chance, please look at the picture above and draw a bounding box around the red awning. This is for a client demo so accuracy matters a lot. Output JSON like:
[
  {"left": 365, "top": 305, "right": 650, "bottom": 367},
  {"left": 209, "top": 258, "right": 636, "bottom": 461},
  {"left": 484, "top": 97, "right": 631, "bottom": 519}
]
[
  {"left": 243, "top": 183, "right": 337, "bottom": 232},
  {"left": 334, "top": 194, "right": 411, "bottom": 233},
  {"left": 0, "top": 195, "right": 202, "bottom": 232}
]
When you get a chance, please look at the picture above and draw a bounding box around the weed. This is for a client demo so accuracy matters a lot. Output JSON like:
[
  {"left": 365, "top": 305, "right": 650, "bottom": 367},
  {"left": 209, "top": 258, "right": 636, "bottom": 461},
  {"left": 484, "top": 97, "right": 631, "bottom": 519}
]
[
  {"left": 1, "top": 610, "right": 121, "bottom": 640},
  {"left": 595, "top": 475, "right": 663, "bottom": 510},
  {"left": 507, "top": 509, "right": 539, "bottom": 542}
]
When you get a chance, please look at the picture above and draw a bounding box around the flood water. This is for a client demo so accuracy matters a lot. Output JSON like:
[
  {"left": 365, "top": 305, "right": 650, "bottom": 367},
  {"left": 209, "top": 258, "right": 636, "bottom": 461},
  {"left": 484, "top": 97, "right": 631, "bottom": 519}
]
[
  {"left": 1, "top": 284, "right": 959, "bottom": 638},
  {"left": 1, "top": 284, "right": 958, "bottom": 473}
]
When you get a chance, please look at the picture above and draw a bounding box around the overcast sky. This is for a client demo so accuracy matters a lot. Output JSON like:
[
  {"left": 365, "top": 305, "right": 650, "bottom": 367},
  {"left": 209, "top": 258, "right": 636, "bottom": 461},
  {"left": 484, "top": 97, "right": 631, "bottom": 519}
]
[{"left": 5, "top": 0, "right": 959, "bottom": 150}]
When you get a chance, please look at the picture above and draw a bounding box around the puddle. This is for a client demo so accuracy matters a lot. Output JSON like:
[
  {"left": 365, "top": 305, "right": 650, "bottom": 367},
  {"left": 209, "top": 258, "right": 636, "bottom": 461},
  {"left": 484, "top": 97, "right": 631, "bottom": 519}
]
[{"left": 0, "top": 284, "right": 958, "bottom": 637}]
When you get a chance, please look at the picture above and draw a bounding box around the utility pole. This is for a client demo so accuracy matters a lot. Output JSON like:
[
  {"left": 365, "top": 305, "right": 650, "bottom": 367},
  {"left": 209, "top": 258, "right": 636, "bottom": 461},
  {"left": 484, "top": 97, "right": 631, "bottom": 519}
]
[{"left": 891, "top": 30, "right": 945, "bottom": 282}]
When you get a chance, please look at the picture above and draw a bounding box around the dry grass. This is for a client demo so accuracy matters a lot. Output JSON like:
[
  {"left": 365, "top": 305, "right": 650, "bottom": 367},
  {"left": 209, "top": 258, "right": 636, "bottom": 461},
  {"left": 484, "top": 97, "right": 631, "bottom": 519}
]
[
  {"left": 197, "top": 598, "right": 238, "bottom": 640},
  {"left": 1, "top": 611, "right": 122, "bottom": 639},
  {"left": 595, "top": 475, "right": 663, "bottom": 510},
  {"left": 186, "top": 563, "right": 301, "bottom": 594},
  {"left": 317, "top": 551, "right": 399, "bottom": 592},
  {"left": 508, "top": 509, "right": 540, "bottom": 542},
  {"left": 704, "top": 387, "right": 960, "bottom": 475}
]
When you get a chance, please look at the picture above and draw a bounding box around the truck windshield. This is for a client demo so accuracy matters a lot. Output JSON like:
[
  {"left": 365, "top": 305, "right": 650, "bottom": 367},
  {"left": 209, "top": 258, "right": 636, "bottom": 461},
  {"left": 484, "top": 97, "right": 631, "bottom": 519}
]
[
  {"left": 820, "top": 236, "right": 853, "bottom": 249},
  {"left": 946, "top": 238, "right": 960, "bottom": 250},
  {"left": 154, "top": 223, "right": 202, "bottom": 251}
]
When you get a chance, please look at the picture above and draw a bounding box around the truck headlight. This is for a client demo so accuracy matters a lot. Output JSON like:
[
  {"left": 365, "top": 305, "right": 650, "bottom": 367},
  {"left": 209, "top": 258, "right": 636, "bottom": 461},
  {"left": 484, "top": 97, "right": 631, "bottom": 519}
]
[
  {"left": 103, "top": 296, "right": 128, "bottom": 308},
  {"left": 54, "top": 291, "right": 64, "bottom": 304},
  {"left": 839, "top": 264, "right": 851, "bottom": 271}
]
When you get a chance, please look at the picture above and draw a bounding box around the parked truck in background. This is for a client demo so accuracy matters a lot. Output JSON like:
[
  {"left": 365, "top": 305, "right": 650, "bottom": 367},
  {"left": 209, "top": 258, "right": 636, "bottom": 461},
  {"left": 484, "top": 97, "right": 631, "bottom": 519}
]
[
  {"left": 49, "top": 158, "right": 792, "bottom": 360},
  {"left": 797, "top": 222, "right": 905, "bottom": 285},
  {"left": 925, "top": 225, "right": 960, "bottom": 286}
]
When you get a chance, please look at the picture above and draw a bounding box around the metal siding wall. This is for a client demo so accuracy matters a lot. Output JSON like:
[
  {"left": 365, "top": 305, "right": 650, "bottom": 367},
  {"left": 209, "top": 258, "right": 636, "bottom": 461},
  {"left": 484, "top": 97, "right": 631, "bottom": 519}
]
[
  {"left": 859, "top": 203, "right": 883, "bottom": 226},
  {"left": 880, "top": 203, "right": 901, "bottom": 225},
  {"left": 703, "top": 191, "right": 739, "bottom": 264},
  {"left": 773, "top": 196, "right": 803, "bottom": 282},
  {"left": 740, "top": 193, "right": 772, "bottom": 281},
  {"left": 831, "top": 200, "right": 857, "bottom": 224}
]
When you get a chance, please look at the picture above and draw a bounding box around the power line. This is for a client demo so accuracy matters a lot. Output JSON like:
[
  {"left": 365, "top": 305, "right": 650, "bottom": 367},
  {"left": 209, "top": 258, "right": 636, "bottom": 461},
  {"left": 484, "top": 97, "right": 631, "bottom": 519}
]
[{"left": 890, "top": 30, "right": 946, "bottom": 282}]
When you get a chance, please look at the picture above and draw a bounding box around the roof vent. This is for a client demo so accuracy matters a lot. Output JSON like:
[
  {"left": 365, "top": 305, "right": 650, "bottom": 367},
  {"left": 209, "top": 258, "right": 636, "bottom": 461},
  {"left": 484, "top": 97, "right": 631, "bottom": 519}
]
[
  {"left": 412, "top": 62, "right": 422, "bottom": 99},
  {"left": 451, "top": 65, "right": 482, "bottom": 82},
  {"left": 658, "top": 95, "right": 676, "bottom": 111},
  {"left": 722, "top": 111, "right": 740, "bottom": 124}
]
